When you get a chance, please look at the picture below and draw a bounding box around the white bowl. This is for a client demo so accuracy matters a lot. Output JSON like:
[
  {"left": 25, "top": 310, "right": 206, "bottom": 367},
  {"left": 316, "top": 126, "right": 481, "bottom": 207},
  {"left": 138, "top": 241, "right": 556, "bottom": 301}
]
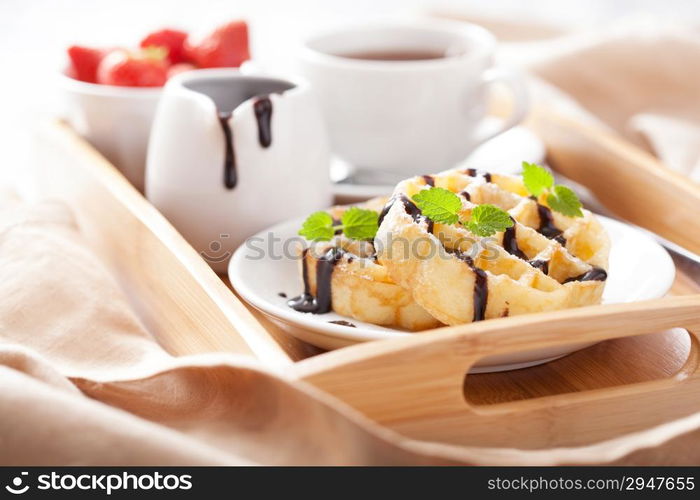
[
  {"left": 229, "top": 215, "right": 675, "bottom": 372},
  {"left": 57, "top": 72, "right": 162, "bottom": 191}
]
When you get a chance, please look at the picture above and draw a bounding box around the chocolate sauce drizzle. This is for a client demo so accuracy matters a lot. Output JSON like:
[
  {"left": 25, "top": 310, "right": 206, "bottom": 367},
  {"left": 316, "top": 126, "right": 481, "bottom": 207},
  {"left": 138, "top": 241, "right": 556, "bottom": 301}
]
[
  {"left": 314, "top": 249, "right": 343, "bottom": 313},
  {"left": 217, "top": 110, "right": 237, "bottom": 189},
  {"left": 401, "top": 194, "right": 434, "bottom": 233},
  {"left": 529, "top": 259, "right": 549, "bottom": 275},
  {"left": 377, "top": 195, "right": 434, "bottom": 233},
  {"left": 328, "top": 320, "right": 356, "bottom": 327},
  {"left": 465, "top": 168, "right": 492, "bottom": 183},
  {"left": 503, "top": 224, "right": 527, "bottom": 260},
  {"left": 499, "top": 214, "right": 557, "bottom": 276},
  {"left": 399, "top": 194, "right": 425, "bottom": 222},
  {"left": 563, "top": 267, "right": 608, "bottom": 283},
  {"left": 459, "top": 190, "right": 471, "bottom": 201},
  {"left": 287, "top": 248, "right": 344, "bottom": 314},
  {"left": 535, "top": 203, "right": 565, "bottom": 242},
  {"left": 217, "top": 97, "right": 274, "bottom": 189},
  {"left": 377, "top": 199, "right": 392, "bottom": 227},
  {"left": 452, "top": 253, "right": 488, "bottom": 321},
  {"left": 253, "top": 96, "right": 273, "bottom": 147},
  {"left": 422, "top": 175, "right": 435, "bottom": 186}
]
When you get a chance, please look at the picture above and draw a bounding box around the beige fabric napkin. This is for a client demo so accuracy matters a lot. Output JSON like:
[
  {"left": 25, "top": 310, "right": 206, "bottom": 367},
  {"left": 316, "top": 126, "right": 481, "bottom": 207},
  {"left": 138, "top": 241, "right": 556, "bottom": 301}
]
[
  {"left": 505, "top": 22, "right": 700, "bottom": 181},
  {"left": 530, "top": 31, "right": 700, "bottom": 181},
  {"left": 437, "top": 13, "right": 700, "bottom": 180},
  {"left": 0, "top": 199, "right": 455, "bottom": 465}
]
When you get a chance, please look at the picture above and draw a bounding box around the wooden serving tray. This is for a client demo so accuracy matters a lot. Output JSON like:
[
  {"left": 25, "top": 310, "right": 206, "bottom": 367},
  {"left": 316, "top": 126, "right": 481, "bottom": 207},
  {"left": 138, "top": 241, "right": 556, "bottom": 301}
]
[{"left": 33, "top": 113, "right": 700, "bottom": 463}]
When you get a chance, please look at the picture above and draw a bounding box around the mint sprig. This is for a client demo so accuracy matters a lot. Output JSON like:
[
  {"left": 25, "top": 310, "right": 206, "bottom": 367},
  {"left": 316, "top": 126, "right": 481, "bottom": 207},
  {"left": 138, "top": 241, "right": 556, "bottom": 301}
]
[
  {"left": 522, "top": 162, "right": 583, "bottom": 217},
  {"left": 411, "top": 187, "right": 461, "bottom": 224},
  {"left": 466, "top": 204, "right": 514, "bottom": 237},
  {"left": 298, "top": 208, "right": 378, "bottom": 241},
  {"left": 412, "top": 187, "right": 512, "bottom": 237}
]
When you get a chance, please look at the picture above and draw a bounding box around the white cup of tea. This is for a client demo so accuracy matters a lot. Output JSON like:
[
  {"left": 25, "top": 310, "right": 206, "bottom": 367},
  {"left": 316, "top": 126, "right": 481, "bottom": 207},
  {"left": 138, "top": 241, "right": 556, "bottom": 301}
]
[
  {"left": 146, "top": 69, "right": 331, "bottom": 272},
  {"left": 299, "top": 21, "right": 528, "bottom": 175}
]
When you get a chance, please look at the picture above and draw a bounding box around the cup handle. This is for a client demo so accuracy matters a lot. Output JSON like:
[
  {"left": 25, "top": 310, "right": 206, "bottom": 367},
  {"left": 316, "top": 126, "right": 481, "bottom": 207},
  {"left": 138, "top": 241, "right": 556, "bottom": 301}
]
[{"left": 471, "top": 66, "right": 529, "bottom": 147}]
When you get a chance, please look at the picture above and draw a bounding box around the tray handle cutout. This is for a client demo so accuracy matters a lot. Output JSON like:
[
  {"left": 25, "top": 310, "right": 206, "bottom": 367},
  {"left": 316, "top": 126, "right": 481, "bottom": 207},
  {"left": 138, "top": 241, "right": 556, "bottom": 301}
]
[{"left": 295, "top": 295, "right": 700, "bottom": 448}]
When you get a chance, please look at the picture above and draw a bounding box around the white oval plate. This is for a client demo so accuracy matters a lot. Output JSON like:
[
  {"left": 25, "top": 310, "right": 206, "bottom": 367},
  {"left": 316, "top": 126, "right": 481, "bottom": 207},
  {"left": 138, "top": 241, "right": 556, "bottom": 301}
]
[{"left": 229, "top": 216, "right": 675, "bottom": 372}]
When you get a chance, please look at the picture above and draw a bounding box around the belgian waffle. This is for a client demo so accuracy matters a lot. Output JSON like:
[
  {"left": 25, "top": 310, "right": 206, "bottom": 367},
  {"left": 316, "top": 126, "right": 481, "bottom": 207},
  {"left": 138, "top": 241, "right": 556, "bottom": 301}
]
[
  {"left": 288, "top": 197, "right": 442, "bottom": 331},
  {"left": 374, "top": 169, "right": 610, "bottom": 325}
]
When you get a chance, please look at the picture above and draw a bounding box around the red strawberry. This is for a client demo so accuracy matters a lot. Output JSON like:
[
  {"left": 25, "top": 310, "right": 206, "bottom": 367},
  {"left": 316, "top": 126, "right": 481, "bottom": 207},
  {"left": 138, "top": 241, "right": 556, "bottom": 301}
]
[
  {"left": 185, "top": 20, "right": 250, "bottom": 68},
  {"left": 140, "top": 28, "right": 188, "bottom": 64},
  {"left": 67, "top": 45, "right": 106, "bottom": 83},
  {"left": 97, "top": 49, "right": 168, "bottom": 87}
]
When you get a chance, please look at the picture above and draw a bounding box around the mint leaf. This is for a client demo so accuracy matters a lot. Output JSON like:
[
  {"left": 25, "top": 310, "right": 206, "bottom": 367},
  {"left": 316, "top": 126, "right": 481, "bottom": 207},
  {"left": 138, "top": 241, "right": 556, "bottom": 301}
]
[
  {"left": 522, "top": 162, "right": 554, "bottom": 197},
  {"left": 341, "top": 207, "right": 379, "bottom": 240},
  {"left": 465, "top": 204, "right": 514, "bottom": 237},
  {"left": 298, "top": 211, "right": 334, "bottom": 241},
  {"left": 299, "top": 207, "right": 380, "bottom": 241},
  {"left": 520, "top": 161, "right": 584, "bottom": 218},
  {"left": 546, "top": 185, "right": 583, "bottom": 217},
  {"left": 412, "top": 187, "right": 462, "bottom": 224}
]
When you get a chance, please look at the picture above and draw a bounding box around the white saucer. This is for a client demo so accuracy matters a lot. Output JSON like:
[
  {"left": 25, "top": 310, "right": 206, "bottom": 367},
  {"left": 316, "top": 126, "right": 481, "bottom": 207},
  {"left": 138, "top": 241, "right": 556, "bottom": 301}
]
[
  {"left": 331, "top": 124, "right": 546, "bottom": 199},
  {"left": 229, "top": 216, "right": 675, "bottom": 373}
]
